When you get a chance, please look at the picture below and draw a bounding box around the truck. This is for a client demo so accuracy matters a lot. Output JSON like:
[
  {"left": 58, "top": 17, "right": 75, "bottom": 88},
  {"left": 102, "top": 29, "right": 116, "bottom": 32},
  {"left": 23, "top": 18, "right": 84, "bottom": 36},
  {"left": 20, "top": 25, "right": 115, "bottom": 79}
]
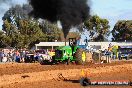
[{"left": 119, "top": 46, "right": 132, "bottom": 60}]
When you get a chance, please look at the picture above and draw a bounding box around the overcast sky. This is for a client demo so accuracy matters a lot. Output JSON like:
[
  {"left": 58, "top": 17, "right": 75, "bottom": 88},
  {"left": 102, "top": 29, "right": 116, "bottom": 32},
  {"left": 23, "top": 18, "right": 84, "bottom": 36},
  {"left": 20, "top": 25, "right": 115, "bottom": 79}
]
[{"left": 0, "top": 0, "right": 132, "bottom": 31}]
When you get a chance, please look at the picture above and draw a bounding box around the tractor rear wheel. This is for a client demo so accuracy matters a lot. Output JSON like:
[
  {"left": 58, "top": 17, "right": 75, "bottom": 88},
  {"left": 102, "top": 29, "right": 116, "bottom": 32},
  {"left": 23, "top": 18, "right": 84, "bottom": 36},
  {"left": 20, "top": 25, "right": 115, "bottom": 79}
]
[{"left": 75, "top": 48, "right": 86, "bottom": 65}]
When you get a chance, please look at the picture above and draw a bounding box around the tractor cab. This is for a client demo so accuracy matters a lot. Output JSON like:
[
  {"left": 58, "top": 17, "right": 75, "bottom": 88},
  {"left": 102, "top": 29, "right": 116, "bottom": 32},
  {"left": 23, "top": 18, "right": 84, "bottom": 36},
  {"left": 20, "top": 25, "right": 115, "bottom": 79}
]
[
  {"left": 69, "top": 38, "right": 87, "bottom": 51},
  {"left": 55, "top": 46, "right": 74, "bottom": 62}
]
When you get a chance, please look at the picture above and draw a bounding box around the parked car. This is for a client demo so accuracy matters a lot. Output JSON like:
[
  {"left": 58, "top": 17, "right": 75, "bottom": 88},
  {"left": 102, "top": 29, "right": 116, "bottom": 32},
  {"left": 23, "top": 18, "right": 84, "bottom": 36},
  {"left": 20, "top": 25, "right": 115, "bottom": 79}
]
[
  {"left": 35, "top": 50, "right": 52, "bottom": 64},
  {"left": 119, "top": 46, "right": 132, "bottom": 60},
  {"left": 24, "top": 53, "right": 35, "bottom": 63}
]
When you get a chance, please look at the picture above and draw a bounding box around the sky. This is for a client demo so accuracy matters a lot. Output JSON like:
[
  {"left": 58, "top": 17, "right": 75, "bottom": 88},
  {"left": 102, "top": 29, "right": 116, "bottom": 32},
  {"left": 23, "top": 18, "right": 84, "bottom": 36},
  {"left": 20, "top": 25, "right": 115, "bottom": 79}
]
[
  {"left": 0, "top": 0, "right": 27, "bottom": 30},
  {"left": 91, "top": 0, "right": 132, "bottom": 30},
  {"left": 0, "top": 0, "right": 132, "bottom": 34},
  {"left": 81, "top": 0, "right": 132, "bottom": 40}
]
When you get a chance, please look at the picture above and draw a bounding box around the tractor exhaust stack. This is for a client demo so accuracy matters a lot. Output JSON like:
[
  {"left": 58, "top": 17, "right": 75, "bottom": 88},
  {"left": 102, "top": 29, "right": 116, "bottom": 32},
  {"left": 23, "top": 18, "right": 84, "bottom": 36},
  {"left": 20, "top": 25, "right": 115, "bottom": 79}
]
[{"left": 65, "top": 39, "right": 66, "bottom": 46}]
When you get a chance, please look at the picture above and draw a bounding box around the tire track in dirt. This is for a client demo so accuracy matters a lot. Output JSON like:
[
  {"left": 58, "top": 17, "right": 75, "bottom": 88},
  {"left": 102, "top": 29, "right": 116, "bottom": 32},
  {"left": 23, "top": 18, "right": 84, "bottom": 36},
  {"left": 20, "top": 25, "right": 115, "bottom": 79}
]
[
  {"left": 0, "top": 63, "right": 132, "bottom": 87},
  {"left": 0, "top": 61, "right": 131, "bottom": 76}
]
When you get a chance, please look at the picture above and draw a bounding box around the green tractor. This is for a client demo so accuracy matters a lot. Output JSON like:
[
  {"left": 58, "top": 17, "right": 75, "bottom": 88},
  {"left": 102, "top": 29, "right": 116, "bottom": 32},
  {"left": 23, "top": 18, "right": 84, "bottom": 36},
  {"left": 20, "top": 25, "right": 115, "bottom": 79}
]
[{"left": 53, "top": 38, "right": 87, "bottom": 65}]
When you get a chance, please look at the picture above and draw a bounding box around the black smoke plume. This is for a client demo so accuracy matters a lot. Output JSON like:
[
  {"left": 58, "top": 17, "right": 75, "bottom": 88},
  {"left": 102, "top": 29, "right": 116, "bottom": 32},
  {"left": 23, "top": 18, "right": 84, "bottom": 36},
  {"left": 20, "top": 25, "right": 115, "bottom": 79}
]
[{"left": 29, "top": 0, "right": 90, "bottom": 39}]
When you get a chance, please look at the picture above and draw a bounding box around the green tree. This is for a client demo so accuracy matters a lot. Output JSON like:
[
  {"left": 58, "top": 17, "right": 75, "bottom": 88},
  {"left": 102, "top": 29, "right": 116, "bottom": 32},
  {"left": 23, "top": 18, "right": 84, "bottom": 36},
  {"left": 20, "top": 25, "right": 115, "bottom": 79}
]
[
  {"left": 112, "top": 20, "right": 132, "bottom": 42},
  {"left": 2, "top": 4, "right": 46, "bottom": 49},
  {"left": 84, "top": 15, "right": 110, "bottom": 41},
  {"left": 0, "top": 31, "right": 8, "bottom": 48},
  {"left": 39, "top": 20, "right": 61, "bottom": 42},
  {"left": 17, "top": 19, "right": 46, "bottom": 48},
  {"left": 2, "top": 4, "right": 75, "bottom": 49}
]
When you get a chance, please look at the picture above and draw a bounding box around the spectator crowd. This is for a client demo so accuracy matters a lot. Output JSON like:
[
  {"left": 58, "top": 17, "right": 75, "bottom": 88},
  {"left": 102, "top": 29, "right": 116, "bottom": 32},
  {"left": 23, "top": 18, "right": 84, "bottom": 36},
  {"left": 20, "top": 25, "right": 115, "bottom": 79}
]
[{"left": 0, "top": 49, "right": 33, "bottom": 63}]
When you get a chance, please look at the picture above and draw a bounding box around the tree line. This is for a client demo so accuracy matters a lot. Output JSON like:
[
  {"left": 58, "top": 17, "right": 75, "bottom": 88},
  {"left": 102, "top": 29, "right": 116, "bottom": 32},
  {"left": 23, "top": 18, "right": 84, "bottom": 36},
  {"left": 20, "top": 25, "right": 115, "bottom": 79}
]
[{"left": 0, "top": 4, "right": 131, "bottom": 49}]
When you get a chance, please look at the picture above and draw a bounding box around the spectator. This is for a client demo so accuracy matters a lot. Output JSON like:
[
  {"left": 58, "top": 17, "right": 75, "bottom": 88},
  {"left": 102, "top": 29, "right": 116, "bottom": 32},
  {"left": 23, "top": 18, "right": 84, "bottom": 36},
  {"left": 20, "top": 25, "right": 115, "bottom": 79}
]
[
  {"left": 20, "top": 50, "right": 23, "bottom": 61},
  {"left": 118, "top": 51, "right": 121, "bottom": 60},
  {"left": 16, "top": 50, "right": 20, "bottom": 56},
  {"left": 22, "top": 50, "right": 26, "bottom": 62},
  {"left": 84, "top": 37, "right": 88, "bottom": 46},
  {"left": 7, "top": 50, "right": 12, "bottom": 62},
  {"left": 12, "top": 51, "right": 16, "bottom": 62},
  {"left": 106, "top": 50, "right": 109, "bottom": 62},
  {"left": 0, "top": 50, "right": 4, "bottom": 62},
  {"left": 15, "top": 54, "right": 21, "bottom": 63},
  {"left": 113, "top": 52, "right": 116, "bottom": 60}
]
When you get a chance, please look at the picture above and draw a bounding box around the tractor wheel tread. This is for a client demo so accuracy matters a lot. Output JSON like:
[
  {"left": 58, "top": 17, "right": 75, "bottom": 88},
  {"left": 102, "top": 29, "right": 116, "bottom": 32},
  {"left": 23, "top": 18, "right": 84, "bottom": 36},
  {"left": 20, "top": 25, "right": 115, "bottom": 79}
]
[{"left": 75, "top": 48, "right": 86, "bottom": 65}]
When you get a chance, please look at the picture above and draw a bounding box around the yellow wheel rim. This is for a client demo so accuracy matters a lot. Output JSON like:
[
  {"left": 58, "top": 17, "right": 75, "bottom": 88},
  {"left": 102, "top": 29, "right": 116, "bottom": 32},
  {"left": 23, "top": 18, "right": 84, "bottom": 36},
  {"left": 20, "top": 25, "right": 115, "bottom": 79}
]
[{"left": 82, "top": 52, "right": 86, "bottom": 62}]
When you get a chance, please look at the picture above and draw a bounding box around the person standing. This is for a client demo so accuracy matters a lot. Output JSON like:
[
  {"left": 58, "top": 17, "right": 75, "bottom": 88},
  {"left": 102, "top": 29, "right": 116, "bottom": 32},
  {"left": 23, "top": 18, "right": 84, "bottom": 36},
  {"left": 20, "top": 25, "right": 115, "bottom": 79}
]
[
  {"left": 22, "top": 50, "right": 26, "bottom": 62},
  {"left": 118, "top": 51, "right": 121, "bottom": 60},
  {"left": 105, "top": 49, "right": 111, "bottom": 63},
  {"left": 0, "top": 50, "right": 4, "bottom": 62},
  {"left": 12, "top": 51, "right": 16, "bottom": 62},
  {"left": 15, "top": 50, "right": 20, "bottom": 63},
  {"left": 7, "top": 50, "right": 12, "bottom": 62},
  {"left": 113, "top": 52, "right": 116, "bottom": 60},
  {"left": 85, "top": 37, "right": 88, "bottom": 46}
]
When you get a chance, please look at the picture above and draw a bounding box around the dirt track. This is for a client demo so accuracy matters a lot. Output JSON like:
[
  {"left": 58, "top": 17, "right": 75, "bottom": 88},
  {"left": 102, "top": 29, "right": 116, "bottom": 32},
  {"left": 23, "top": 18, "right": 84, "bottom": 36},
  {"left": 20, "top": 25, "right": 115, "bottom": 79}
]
[{"left": 0, "top": 61, "right": 132, "bottom": 88}]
